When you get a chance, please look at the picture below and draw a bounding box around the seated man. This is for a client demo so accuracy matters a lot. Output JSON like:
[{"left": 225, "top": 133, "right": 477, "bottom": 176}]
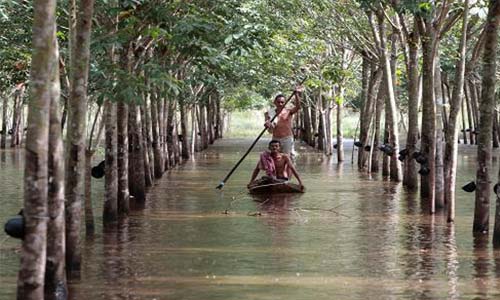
[{"left": 248, "top": 140, "right": 304, "bottom": 190}]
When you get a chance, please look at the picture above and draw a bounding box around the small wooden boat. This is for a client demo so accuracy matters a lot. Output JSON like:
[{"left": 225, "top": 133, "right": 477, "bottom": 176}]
[{"left": 248, "top": 179, "right": 304, "bottom": 194}]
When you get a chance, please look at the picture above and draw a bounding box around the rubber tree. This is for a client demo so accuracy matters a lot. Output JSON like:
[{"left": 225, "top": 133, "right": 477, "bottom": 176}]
[
  {"left": 16, "top": 0, "right": 57, "bottom": 297},
  {"left": 398, "top": 16, "right": 420, "bottom": 190},
  {"left": 444, "top": 0, "right": 469, "bottom": 222},
  {"left": 45, "top": 40, "right": 67, "bottom": 299},
  {"left": 476, "top": 0, "right": 500, "bottom": 236},
  {"left": 103, "top": 99, "right": 118, "bottom": 223},
  {"left": 369, "top": 8, "right": 402, "bottom": 181},
  {"left": 65, "top": 0, "right": 95, "bottom": 276},
  {"left": 416, "top": 1, "right": 452, "bottom": 213}
]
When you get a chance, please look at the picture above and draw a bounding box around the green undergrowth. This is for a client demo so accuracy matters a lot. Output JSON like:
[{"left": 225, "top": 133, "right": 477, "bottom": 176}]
[{"left": 226, "top": 110, "right": 360, "bottom": 139}]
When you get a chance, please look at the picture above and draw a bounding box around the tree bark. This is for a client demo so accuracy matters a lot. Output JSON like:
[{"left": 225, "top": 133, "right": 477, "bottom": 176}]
[
  {"left": 166, "top": 99, "right": 176, "bottom": 166},
  {"left": 215, "top": 93, "right": 223, "bottom": 139},
  {"left": 464, "top": 83, "right": 476, "bottom": 144},
  {"left": 162, "top": 97, "right": 170, "bottom": 170},
  {"left": 179, "top": 99, "right": 190, "bottom": 159},
  {"left": 65, "top": 0, "right": 95, "bottom": 277},
  {"left": 434, "top": 57, "right": 445, "bottom": 210},
  {"left": 358, "top": 65, "right": 382, "bottom": 170},
  {"left": 45, "top": 38, "right": 67, "bottom": 300},
  {"left": 141, "top": 104, "right": 153, "bottom": 188},
  {"left": 477, "top": 0, "right": 500, "bottom": 236},
  {"left": 403, "top": 24, "right": 420, "bottom": 190},
  {"left": 150, "top": 90, "right": 164, "bottom": 178},
  {"left": 17, "top": 0, "right": 57, "bottom": 297},
  {"left": 1, "top": 92, "right": 8, "bottom": 148},
  {"left": 128, "top": 104, "right": 146, "bottom": 203},
  {"left": 375, "top": 12, "right": 402, "bottom": 181},
  {"left": 444, "top": 0, "right": 469, "bottom": 222},
  {"left": 371, "top": 73, "right": 385, "bottom": 173},
  {"left": 418, "top": 26, "right": 437, "bottom": 211},
  {"left": 103, "top": 100, "right": 118, "bottom": 223},
  {"left": 11, "top": 86, "right": 25, "bottom": 148},
  {"left": 117, "top": 102, "right": 129, "bottom": 215}
]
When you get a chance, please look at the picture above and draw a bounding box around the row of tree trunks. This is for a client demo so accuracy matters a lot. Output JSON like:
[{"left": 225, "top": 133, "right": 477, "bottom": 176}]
[
  {"left": 358, "top": 62, "right": 382, "bottom": 171},
  {"left": 101, "top": 84, "right": 224, "bottom": 223}
]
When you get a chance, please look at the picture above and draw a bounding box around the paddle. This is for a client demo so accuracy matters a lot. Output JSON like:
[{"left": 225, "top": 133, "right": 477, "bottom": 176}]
[{"left": 215, "top": 77, "right": 307, "bottom": 190}]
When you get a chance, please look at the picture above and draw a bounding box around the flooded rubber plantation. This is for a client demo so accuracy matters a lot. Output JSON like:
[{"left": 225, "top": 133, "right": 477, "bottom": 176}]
[{"left": 2, "top": 139, "right": 500, "bottom": 299}]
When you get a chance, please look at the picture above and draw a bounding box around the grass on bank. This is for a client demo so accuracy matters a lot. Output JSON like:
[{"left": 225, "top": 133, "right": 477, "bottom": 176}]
[{"left": 225, "top": 110, "right": 360, "bottom": 139}]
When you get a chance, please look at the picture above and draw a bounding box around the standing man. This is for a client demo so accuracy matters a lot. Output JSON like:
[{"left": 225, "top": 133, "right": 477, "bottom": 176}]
[{"left": 264, "top": 85, "right": 303, "bottom": 157}]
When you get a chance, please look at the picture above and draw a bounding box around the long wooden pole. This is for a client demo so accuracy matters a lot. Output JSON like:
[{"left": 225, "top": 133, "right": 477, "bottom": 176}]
[{"left": 216, "top": 78, "right": 306, "bottom": 189}]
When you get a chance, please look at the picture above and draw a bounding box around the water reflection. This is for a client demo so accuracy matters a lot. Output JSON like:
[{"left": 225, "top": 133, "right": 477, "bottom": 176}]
[
  {"left": 473, "top": 234, "right": 490, "bottom": 299},
  {"left": 444, "top": 224, "right": 459, "bottom": 300},
  {"left": 3, "top": 140, "right": 500, "bottom": 299}
]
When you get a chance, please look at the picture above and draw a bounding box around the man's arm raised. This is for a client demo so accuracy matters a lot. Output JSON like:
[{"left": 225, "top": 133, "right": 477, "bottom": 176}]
[{"left": 290, "top": 85, "right": 303, "bottom": 115}]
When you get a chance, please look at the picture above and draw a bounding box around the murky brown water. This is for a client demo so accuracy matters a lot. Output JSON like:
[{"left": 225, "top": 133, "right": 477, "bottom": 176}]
[{"left": 2, "top": 139, "right": 500, "bottom": 299}]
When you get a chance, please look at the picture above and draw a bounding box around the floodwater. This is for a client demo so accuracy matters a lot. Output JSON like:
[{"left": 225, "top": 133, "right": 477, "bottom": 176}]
[{"left": 2, "top": 139, "right": 500, "bottom": 299}]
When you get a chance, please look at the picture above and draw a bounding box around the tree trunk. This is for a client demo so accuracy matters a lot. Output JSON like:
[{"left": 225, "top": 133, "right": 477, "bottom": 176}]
[
  {"left": 83, "top": 150, "right": 94, "bottom": 234},
  {"left": 336, "top": 91, "right": 344, "bottom": 162},
  {"left": 150, "top": 90, "right": 163, "bottom": 178},
  {"left": 303, "top": 105, "right": 313, "bottom": 146},
  {"left": 207, "top": 95, "right": 215, "bottom": 145},
  {"left": 11, "top": 86, "right": 25, "bottom": 148},
  {"left": 371, "top": 74, "right": 385, "bottom": 173},
  {"left": 161, "top": 97, "right": 169, "bottom": 170},
  {"left": 128, "top": 104, "right": 146, "bottom": 203},
  {"left": 17, "top": 0, "right": 57, "bottom": 296},
  {"left": 103, "top": 100, "right": 118, "bottom": 222},
  {"left": 461, "top": 99, "right": 468, "bottom": 144},
  {"left": 141, "top": 104, "right": 153, "bottom": 188},
  {"left": 1, "top": 92, "right": 8, "bottom": 148},
  {"left": 215, "top": 94, "right": 221, "bottom": 139},
  {"left": 45, "top": 39, "right": 67, "bottom": 300},
  {"left": 493, "top": 113, "right": 500, "bottom": 148},
  {"left": 376, "top": 12, "right": 402, "bottom": 181},
  {"left": 465, "top": 85, "right": 475, "bottom": 144},
  {"left": 358, "top": 66, "right": 382, "bottom": 170},
  {"left": 198, "top": 103, "right": 208, "bottom": 150},
  {"left": 65, "top": 0, "right": 95, "bottom": 277},
  {"left": 444, "top": 0, "right": 469, "bottom": 222},
  {"left": 117, "top": 102, "right": 129, "bottom": 215},
  {"left": 166, "top": 99, "right": 176, "bottom": 167},
  {"left": 190, "top": 107, "right": 197, "bottom": 153},
  {"left": 403, "top": 25, "right": 420, "bottom": 190},
  {"left": 317, "top": 93, "right": 325, "bottom": 152},
  {"left": 172, "top": 115, "right": 181, "bottom": 165},
  {"left": 477, "top": 0, "right": 499, "bottom": 236},
  {"left": 419, "top": 33, "right": 437, "bottom": 211},
  {"left": 434, "top": 57, "right": 445, "bottom": 210},
  {"left": 179, "top": 99, "right": 190, "bottom": 159}
]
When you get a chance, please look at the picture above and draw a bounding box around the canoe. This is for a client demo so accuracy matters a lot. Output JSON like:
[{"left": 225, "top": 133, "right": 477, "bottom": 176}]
[{"left": 248, "top": 180, "right": 304, "bottom": 194}]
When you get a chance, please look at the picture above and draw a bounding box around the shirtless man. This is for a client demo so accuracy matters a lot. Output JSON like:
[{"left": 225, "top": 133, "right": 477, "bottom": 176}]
[
  {"left": 264, "top": 85, "right": 303, "bottom": 156},
  {"left": 248, "top": 140, "right": 304, "bottom": 190}
]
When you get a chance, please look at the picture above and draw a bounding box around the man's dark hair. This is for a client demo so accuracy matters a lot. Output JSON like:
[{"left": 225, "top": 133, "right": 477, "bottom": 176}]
[
  {"left": 274, "top": 94, "right": 286, "bottom": 101},
  {"left": 269, "top": 140, "right": 281, "bottom": 147}
]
